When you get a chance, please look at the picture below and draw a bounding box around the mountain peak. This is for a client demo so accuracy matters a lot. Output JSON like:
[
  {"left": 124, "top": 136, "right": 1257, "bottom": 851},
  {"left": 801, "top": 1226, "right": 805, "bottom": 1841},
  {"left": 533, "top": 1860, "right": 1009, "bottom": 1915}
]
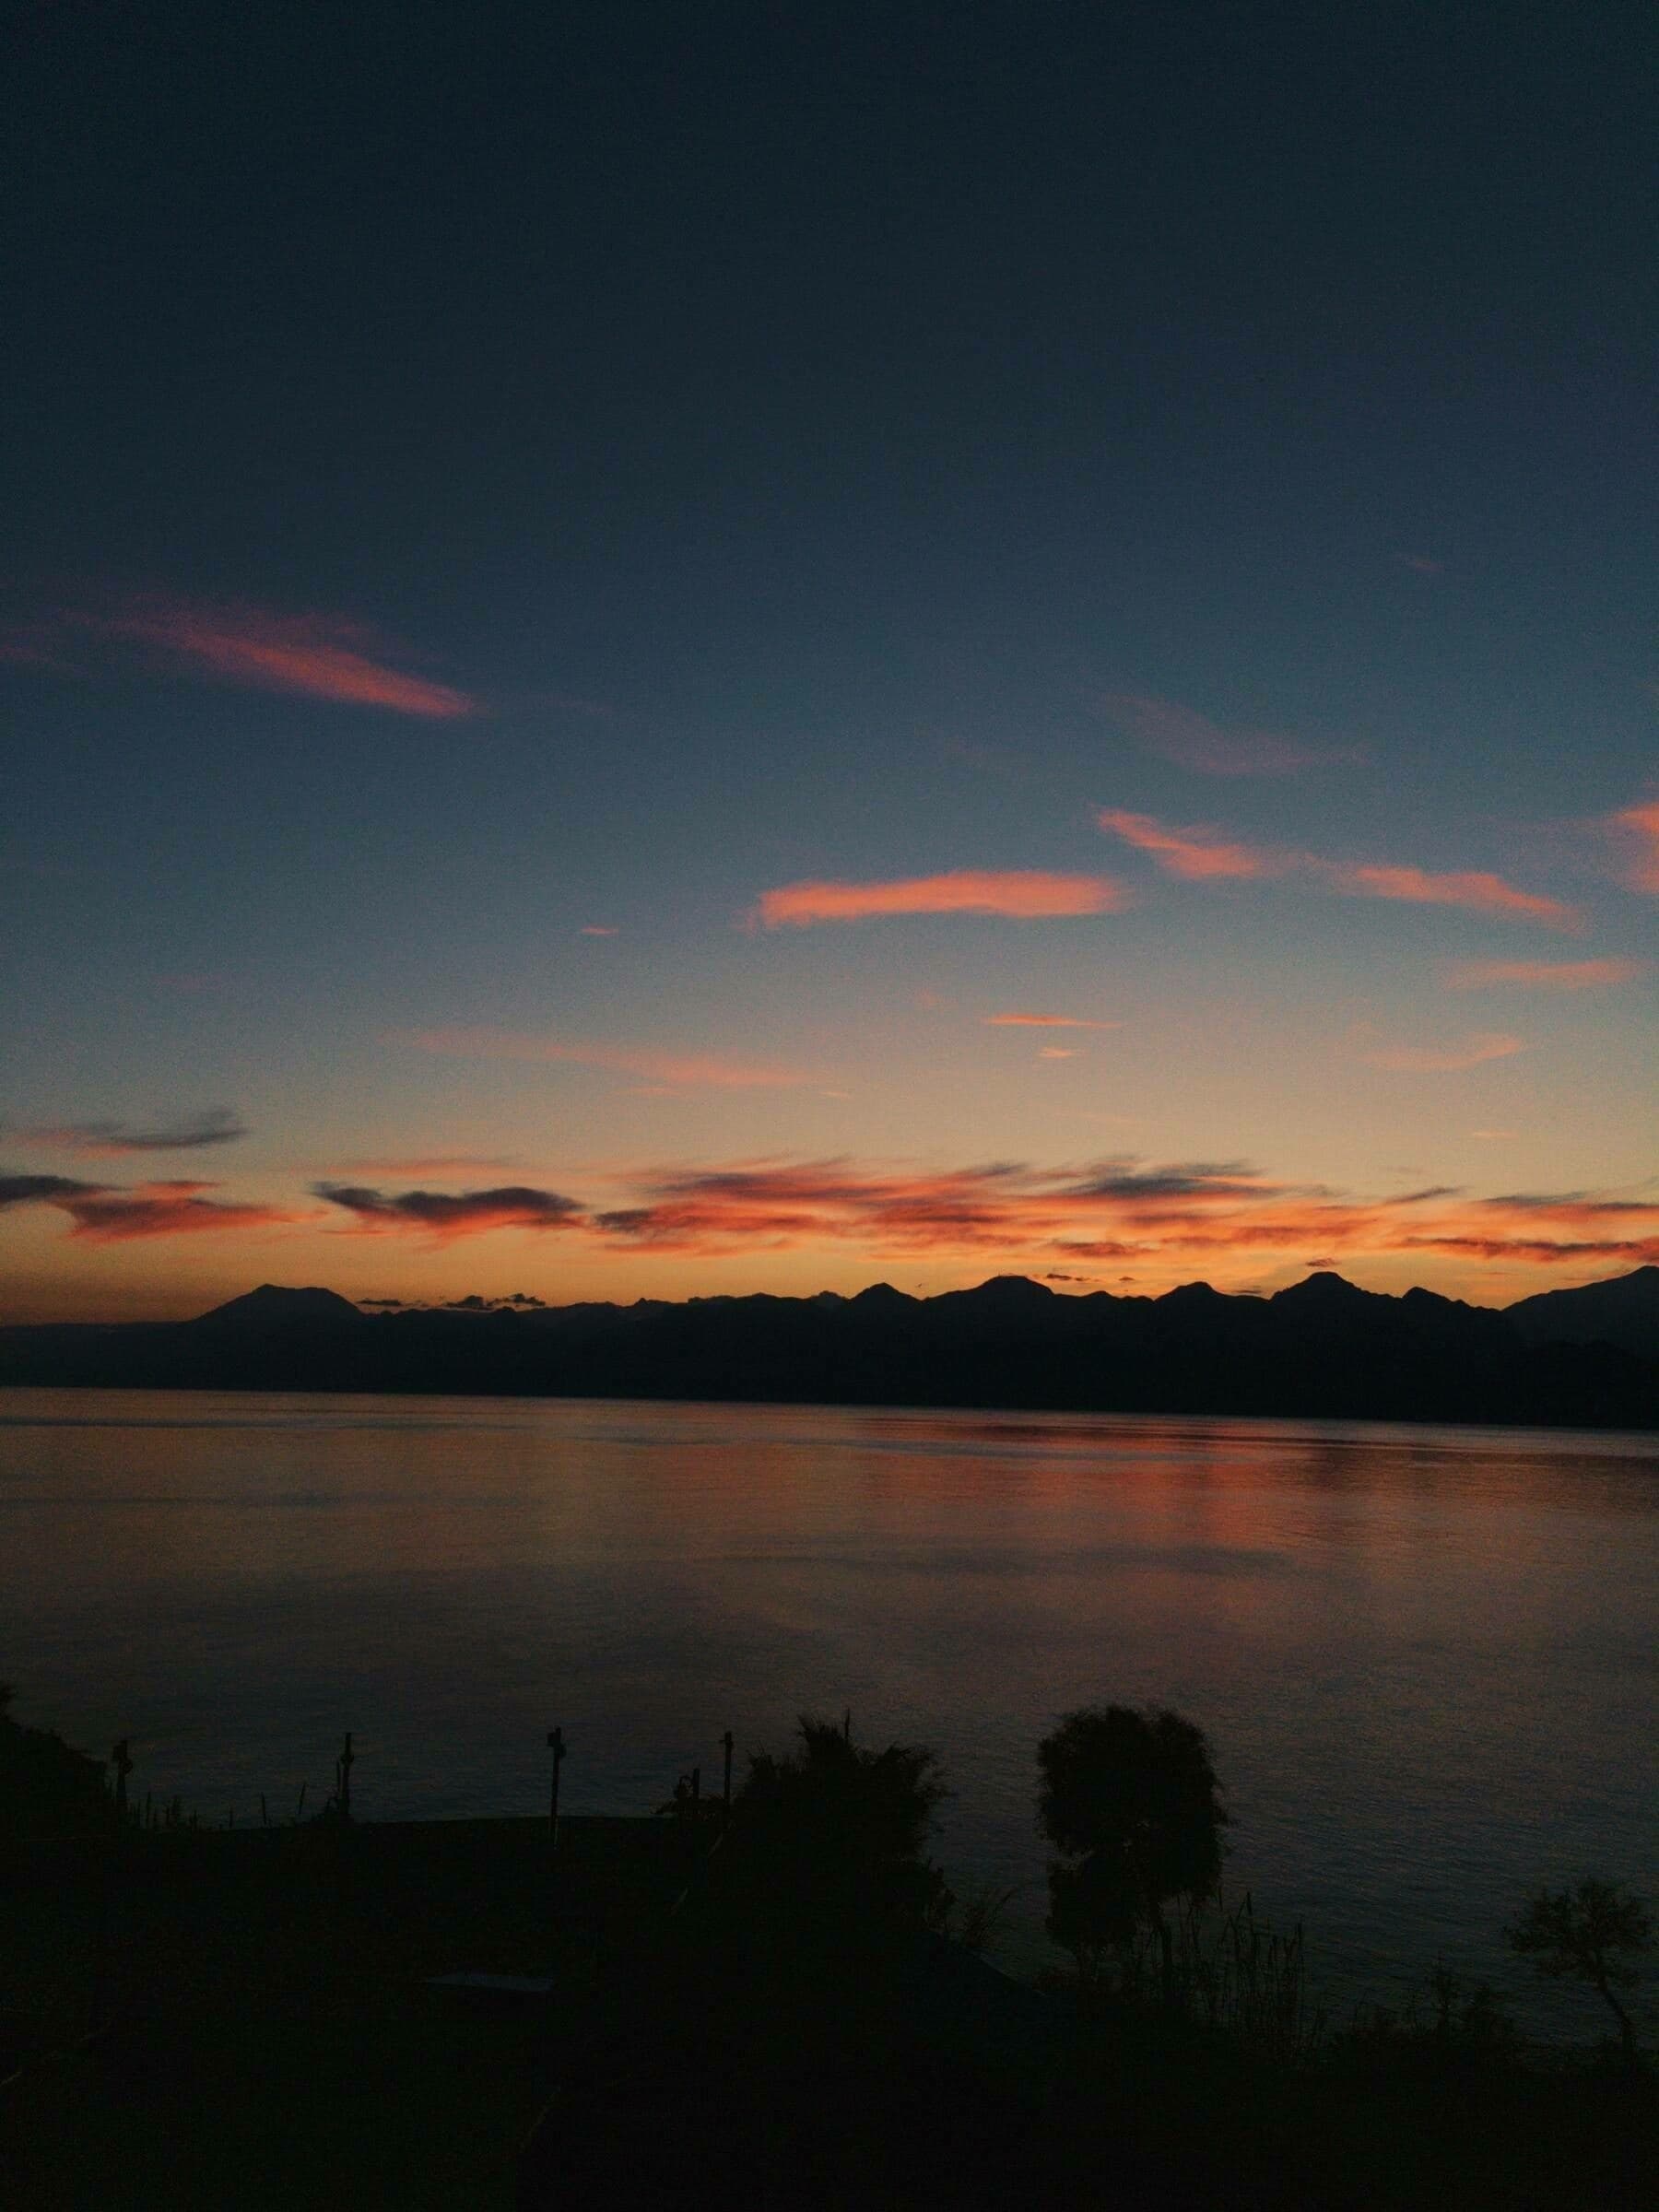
[
  {"left": 196, "top": 1285, "right": 365, "bottom": 1327},
  {"left": 1274, "top": 1270, "right": 1368, "bottom": 1303}
]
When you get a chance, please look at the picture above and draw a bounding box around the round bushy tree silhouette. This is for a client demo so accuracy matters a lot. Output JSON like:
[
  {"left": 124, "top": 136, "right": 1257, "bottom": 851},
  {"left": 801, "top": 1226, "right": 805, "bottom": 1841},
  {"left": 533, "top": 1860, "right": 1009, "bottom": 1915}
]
[{"left": 1037, "top": 1703, "right": 1226, "bottom": 1991}]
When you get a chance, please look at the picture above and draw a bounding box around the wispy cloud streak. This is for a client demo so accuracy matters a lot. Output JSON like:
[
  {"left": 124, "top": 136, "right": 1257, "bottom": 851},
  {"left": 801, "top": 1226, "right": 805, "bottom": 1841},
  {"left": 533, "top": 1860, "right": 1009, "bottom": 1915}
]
[
  {"left": 12, "top": 1109, "right": 248, "bottom": 1156},
  {"left": 1096, "top": 809, "right": 1581, "bottom": 927},
  {"left": 752, "top": 871, "right": 1128, "bottom": 927},
  {"left": 1606, "top": 801, "right": 1659, "bottom": 893},
  {"left": 982, "top": 1013, "right": 1119, "bottom": 1029},
  {"left": 1100, "top": 695, "right": 1359, "bottom": 776},
  {"left": 7, "top": 598, "right": 478, "bottom": 716},
  {"left": 392, "top": 1029, "right": 808, "bottom": 1090},
  {"left": 1313, "top": 861, "right": 1580, "bottom": 929},
  {"left": 1096, "top": 809, "right": 1278, "bottom": 879},
  {"left": 1359, "top": 1033, "right": 1524, "bottom": 1073},
  {"left": 1442, "top": 959, "right": 1643, "bottom": 990}
]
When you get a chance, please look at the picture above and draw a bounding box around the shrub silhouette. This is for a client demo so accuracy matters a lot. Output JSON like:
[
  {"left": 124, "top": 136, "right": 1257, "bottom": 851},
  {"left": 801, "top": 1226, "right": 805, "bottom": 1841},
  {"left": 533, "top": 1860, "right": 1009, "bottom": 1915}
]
[
  {"left": 1038, "top": 1702, "right": 1226, "bottom": 1994},
  {"left": 0, "top": 1685, "right": 110, "bottom": 1840},
  {"left": 1506, "top": 1877, "right": 1653, "bottom": 2068},
  {"left": 734, "top": 1715, "right": 951, "bottom": 1947}
]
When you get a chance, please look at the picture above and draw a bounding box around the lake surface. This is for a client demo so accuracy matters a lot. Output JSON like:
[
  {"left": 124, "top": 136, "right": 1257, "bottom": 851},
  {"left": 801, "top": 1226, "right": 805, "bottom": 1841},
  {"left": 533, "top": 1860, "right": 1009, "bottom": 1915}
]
[{"left": 4, "top": 1388, "right": 1655, "bottom": 2024}]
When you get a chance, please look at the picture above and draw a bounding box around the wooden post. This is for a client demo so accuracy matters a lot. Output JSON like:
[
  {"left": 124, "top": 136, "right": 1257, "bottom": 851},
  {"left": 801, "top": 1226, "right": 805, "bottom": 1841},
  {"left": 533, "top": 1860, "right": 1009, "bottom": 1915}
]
[
  {"left": 111, "top": 1738, "right": 133, "bottom": 1821},
  {"left": 547, "top": 1727, "right": 566, "bottom": 1853},
  {"left": 335, "top": 1731, "right": 354, "bottom": 1820},
  {"left": 721, "top": 1730, "right": 735, "bottom": 1827},
  {"left": 842, "top": 1708, "right": 852, "bottom": 1745}
]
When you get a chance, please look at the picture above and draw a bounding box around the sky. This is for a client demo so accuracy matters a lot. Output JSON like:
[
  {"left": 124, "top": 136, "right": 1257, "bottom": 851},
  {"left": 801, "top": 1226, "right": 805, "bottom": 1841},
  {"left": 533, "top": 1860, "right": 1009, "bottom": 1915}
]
[{"left": 3, "top": 5, "right": 1656, "bottom": 1322}]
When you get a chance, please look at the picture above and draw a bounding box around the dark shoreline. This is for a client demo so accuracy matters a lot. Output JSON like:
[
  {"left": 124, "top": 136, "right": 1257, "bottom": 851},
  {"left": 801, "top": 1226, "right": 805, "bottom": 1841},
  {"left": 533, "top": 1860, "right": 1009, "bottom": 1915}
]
[{"left": 5, "top": 1267, "right": 1658, "bottom": 1431}]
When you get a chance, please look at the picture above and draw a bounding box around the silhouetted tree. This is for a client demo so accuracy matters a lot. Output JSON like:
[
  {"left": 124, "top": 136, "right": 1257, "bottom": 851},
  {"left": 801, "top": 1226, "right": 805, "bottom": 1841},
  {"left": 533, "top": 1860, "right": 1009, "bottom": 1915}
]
[
  {"left": 0, "top": 1685, "right": 110, "bottom": 1839},
  {"left": 735, "top": 1715, "right": 951, "bottom": 1945},
  {"left": 1038, "top": 1703, "right": 1226, "bottom": 1994},
  {"left": 1506, "top": 1878, "right": 1653, "bottom": 2067}
]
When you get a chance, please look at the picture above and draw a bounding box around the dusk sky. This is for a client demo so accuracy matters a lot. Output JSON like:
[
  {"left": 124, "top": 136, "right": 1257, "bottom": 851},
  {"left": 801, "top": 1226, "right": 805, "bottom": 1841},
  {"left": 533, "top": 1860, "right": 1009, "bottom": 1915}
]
[{"left": 5, "top": 6, "right": 1655, "bottom": 1322}]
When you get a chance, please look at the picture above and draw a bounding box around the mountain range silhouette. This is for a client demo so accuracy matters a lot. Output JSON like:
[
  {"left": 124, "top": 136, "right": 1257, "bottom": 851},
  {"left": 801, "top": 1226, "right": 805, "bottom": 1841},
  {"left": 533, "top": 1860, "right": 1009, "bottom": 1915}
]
[{"left": 3, "top": 1267, "right": 1656, "bottom": 1428}]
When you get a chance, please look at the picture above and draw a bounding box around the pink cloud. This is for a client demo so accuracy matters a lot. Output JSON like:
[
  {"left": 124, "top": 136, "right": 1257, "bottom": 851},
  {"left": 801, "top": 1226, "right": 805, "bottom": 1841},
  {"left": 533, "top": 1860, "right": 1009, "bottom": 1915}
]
[
  {"left": 982, "top": 1013, "right": 1119, "bottom": 1029},
  {"left": 1315, "top": 862, "right": 1582, "bottom": 930},
  {"left": 580, "top": 925, "right": 620, "bottom": 936},
  {"left": 1100, "top": 694, "right": 1358, "bottom": 775},
  {"left": 1360, "top": 1033, "right": 1524, "bottom": 1073},
  {"left": 1096, "top": 808, "right": 1579, "bottom": 928},
  {"left": 1442, "top": 958, "right": 1644, "bottom": 990},
  {"left": 1606, "top": 801, "right": 1659, "bottom": 893},
  {"left": 14, "top": 1151, "right": 1656, "bottom": 1279},
  {"left": 1096, "top": 808, "right": 1277, "bottom": 879},
  {"left": 1037, "top": 1047, "right": 1077, "bottom": 1060},
  {"left": 752, "top": 871, "right": 1129, "bottom": 927},
  {"left": 393, "top": 1027, "right": 808, "bottom": 1089},
  {"left": 578, "top": 1155, "right": 1659, "bottom": 1275},
  {"left": 29, "top": 598, "right": 479, "bottom": 716}
]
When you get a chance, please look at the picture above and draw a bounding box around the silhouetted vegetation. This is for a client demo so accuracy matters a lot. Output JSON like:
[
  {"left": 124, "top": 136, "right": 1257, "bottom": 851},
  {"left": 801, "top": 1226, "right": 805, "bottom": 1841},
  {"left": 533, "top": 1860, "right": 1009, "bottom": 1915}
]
[
  {"left": 0, "top": 1685, "right": 108, "bottom": 1841},
  {"left": 1038, "top": 1702, "right": 1227, "bottom": 1996},
  {"left": 727, "top": 1714, "right": 953, "bottom": 1952},
  {"left": 1507, "top": 1877, "right": 1654, "bottom": 2069},
  {"left": 5, "top": 1693, "right": 1655, "bottom": 2207}
]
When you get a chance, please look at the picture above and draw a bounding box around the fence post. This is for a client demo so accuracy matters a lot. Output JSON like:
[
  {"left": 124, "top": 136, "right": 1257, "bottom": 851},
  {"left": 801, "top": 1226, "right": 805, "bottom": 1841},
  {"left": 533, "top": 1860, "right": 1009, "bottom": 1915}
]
[
  {"left": 335, "top": 1731, "right": 354, "bottom": 1820},
  {"left": 547, "top": 1727, "right": 566, "bottom": 1853},
  {"left": 721, "top": 1730, "right": 735, "bottom": 1828}
]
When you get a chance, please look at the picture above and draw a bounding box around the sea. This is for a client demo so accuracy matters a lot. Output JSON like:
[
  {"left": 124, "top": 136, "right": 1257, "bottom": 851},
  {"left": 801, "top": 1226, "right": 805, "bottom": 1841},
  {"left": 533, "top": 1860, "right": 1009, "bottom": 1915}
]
[{"left": 4, "top": 1387, "right": 1655, "bottom": 2030}]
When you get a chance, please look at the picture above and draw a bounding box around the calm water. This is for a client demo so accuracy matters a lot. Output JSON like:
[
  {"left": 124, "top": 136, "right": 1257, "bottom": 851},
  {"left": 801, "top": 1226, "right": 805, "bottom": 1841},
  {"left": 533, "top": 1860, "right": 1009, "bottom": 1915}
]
[{"left": 4, "top": 1388, "right": 1655, "bottom": 2021}]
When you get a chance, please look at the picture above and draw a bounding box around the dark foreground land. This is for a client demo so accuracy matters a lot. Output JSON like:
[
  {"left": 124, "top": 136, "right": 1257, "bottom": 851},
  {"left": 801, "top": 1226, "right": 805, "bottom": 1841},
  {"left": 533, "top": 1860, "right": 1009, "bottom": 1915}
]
[{"left": 4, "top": 1814, "right": 1655, "bottom": 2209}]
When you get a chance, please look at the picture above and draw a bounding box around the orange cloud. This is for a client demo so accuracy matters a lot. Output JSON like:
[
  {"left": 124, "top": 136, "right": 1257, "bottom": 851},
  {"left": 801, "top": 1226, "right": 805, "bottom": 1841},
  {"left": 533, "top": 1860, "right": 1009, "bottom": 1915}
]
[
  {"left": 1316, "top": 862, "right": 1580, "bottom": 929},
  {"left": 1096, "top": 809, "right": 1581, "bottom": 928},
  {"left": 982, "top": 1013, "right": 1119, "bottom": 1029},
  {"left": 1096, "top": 808, "right": 1277, "bottom": 879},
  {"left": 59, "top": 599, "right": 478, "bottom": 716},
  {"left": 393, "top": 1027, "right": 808, "bottom": 1089},
  {"left": 0, "top": 1171, "right": 305, "bottom": 1241},
  {"left": 1037, "top": 1047, "right": 1077, "bottom": 1059},
  {"left": 1100, "top": 695, "right": 1357, "bottom": 775},
  {"left": 1607, "top": 801, "right": 1659, "bottom": 893},
  {"left": 1360, "top": 1033, "right": 1524, "bottom": 1073},
  {"left": 1442, "top": 958, "right": 1644, "bottom": 990},
  {"left": 18, "top": 1152, "right": 1654, "bottom": 1279},
  {"left": 751, "top": 871, "right": 1128, "bottom": 927},
  {"left": 578, "top": 1156, "right": 1659, "bottom": 1276}
]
